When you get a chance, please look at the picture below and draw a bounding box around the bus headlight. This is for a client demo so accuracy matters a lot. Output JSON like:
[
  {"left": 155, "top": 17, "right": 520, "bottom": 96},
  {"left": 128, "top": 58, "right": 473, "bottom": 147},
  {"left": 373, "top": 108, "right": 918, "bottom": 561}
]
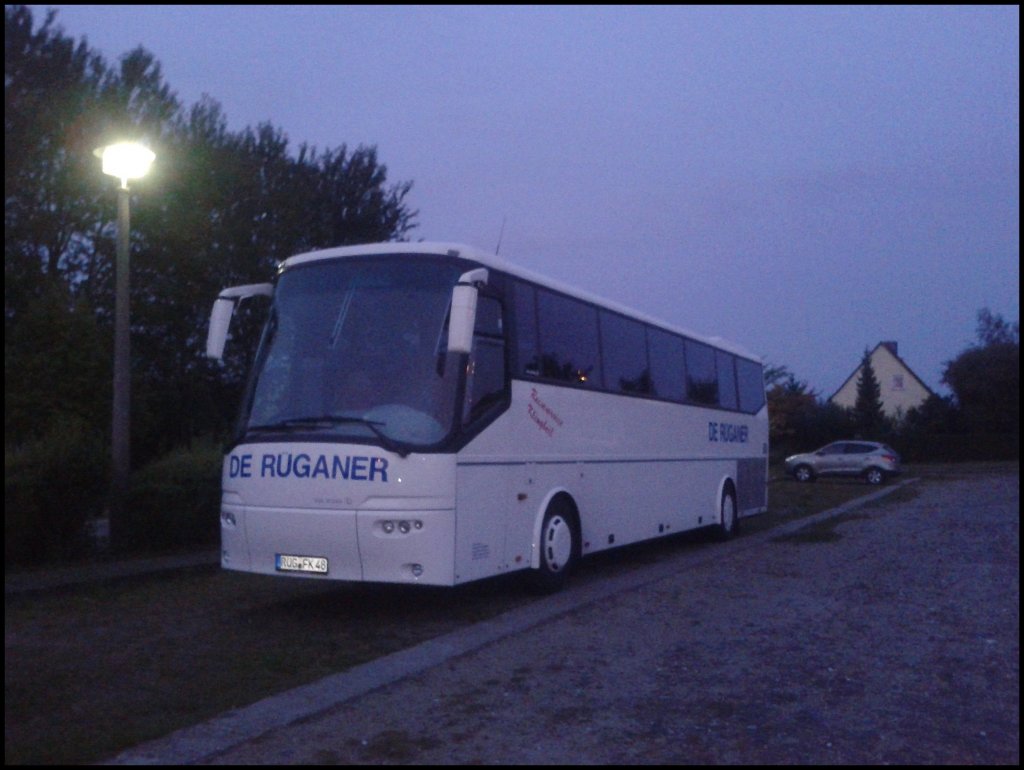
[{"left": 381, "top": 520, "right": 395, "bottom": 534}]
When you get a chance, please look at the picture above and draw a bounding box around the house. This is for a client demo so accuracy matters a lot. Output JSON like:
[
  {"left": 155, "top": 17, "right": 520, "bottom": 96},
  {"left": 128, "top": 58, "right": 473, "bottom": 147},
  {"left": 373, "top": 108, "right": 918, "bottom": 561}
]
[{"left": 830, "top": 341, "right": 933, "bottom": 419}]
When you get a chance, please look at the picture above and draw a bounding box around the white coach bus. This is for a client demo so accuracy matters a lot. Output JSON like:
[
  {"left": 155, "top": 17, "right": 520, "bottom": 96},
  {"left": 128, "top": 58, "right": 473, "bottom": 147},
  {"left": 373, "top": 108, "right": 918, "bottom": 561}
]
[{"left": 206, "top": 242, "right": 768, "bottom": 590}]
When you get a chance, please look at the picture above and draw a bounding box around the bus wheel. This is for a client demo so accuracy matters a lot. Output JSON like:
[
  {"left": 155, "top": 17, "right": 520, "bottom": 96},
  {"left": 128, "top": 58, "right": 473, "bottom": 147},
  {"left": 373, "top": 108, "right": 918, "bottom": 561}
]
[
  {"left": 717, "top": 487, "right": 738, "bottom": 541},
  {"left": 528, "top": 501, "right": 578, "bottom": 593}
]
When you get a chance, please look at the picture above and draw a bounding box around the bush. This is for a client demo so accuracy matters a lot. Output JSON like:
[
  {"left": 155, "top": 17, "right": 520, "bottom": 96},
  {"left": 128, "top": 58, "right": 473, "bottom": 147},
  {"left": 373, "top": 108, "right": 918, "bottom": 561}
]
[
  {"left": 119, "top": 440, "right": 224, "bottom": 552},
  {"left": 5, "top": 420, "right": 109, "bottom": 566}
]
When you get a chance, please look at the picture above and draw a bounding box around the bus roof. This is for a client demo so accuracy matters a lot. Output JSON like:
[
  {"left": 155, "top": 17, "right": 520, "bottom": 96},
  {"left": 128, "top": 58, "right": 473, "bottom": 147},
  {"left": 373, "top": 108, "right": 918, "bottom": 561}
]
[{"left": 282, "top": 242, "right": 760, "bottom": 362}]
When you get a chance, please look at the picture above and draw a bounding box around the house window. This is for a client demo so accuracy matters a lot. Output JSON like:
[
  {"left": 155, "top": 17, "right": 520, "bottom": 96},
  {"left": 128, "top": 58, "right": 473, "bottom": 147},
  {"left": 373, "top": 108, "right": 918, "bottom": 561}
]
[{"left": 891, "top": 375, "right": 904, "bottom": 391}]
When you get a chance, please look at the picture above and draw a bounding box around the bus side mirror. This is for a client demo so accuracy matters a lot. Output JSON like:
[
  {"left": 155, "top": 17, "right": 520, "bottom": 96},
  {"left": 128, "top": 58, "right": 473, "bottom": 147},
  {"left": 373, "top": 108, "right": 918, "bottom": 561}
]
[
  {"left": 206, "top": 283, "right": 273, "bottom": 360},
  {"left": 447, "top": 268, "right": 488, "bottom": 355}
]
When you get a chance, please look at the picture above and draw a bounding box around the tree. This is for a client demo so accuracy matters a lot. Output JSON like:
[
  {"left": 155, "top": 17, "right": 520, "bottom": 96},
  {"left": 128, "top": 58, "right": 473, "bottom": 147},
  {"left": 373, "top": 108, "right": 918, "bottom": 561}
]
[
  {"left": 4, "top": 286, "right": 110, "bottom": 440},
  {"left": 976, "top": 307, "right": 1019, "bottom": 346},
  {"left": 763, "top": 362, "right": 796, "bottom": 391},
  {"left": 853, "top": 348, "right": 886, "bottom": 438},
  {"left": 763, "top": 362, "right": 855, "bottom": 455},
  {"left": 942, "top": 308, "right": 1019, "bottom": 437},
  {"left": 766, "top": 368, "right": 817, "bottom": 448},
  {"left": 4, "top": 6, "right": 108, "bottom": 317},
  {"left": 5, "top": 4, "right": 418, "bottom": 461}
]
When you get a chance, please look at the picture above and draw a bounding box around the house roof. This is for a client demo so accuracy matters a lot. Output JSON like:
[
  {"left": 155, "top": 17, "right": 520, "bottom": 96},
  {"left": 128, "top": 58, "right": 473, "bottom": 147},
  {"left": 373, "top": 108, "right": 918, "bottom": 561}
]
[{"left": 828, "top": 341, "right": 935, "bottom": 404}]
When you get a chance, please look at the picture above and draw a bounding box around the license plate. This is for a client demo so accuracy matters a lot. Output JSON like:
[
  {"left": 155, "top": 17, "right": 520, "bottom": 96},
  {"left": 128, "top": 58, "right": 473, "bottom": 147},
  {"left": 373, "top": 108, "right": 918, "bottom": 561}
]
[{"left": 275, "top": 554, "right": 328, "bottom": 574}]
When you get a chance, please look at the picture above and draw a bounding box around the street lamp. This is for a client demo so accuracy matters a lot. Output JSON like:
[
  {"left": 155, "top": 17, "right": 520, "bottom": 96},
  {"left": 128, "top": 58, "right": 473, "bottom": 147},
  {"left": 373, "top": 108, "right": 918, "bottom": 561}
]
[{"left": 95, "top": 141, "right": 155, "bottom": 546}]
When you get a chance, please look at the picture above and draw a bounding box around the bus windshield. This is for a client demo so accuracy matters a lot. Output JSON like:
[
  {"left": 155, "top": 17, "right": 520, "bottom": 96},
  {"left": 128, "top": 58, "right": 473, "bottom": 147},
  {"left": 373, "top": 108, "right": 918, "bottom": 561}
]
[{"left": 240, "top": 256, "right": 465, "bottom": 450}]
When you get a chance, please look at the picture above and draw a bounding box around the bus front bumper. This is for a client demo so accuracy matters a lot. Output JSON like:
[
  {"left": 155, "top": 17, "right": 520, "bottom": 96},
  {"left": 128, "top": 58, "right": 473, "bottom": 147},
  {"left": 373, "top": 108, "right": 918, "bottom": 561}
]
[{"left": 220, "top": 503, "right": 457, "bottom": 586}]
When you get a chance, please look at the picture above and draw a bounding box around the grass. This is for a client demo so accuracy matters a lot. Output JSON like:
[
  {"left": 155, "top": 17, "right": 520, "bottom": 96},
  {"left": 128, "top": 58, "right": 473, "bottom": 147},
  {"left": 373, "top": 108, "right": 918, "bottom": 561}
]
[
  {"left": 742, "top": 475, "right": 882, "bottom": 538},
  {"left": 4, "top": 570, "right": 535, "bottom": 765},
  {"left": 4, "top": 462, "right": 1015, "bottom": 764}
]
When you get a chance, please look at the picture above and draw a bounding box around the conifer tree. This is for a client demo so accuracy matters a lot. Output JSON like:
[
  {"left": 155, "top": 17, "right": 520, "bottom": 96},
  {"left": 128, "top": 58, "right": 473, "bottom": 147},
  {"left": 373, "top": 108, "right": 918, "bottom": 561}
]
[{"left": 854, "top": 348, "right": 885, "bottom": 437}]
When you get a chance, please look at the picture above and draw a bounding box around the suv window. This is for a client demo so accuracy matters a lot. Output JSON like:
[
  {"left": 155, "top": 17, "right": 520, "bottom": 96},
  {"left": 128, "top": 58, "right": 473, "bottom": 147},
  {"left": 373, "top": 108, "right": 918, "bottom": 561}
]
[
  {"left": 845, "top": 443, "right": 877, "bottom": 454},
  {"left": 820, "top": 443, "right": 846, "bottom": 455}
]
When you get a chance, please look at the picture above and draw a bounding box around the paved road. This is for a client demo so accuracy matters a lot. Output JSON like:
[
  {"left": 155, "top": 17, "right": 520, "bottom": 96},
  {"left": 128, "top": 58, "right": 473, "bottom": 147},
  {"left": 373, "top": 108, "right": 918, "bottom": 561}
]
[{"left": 112, "top": 473, "right": 1019, "bottom": 764}]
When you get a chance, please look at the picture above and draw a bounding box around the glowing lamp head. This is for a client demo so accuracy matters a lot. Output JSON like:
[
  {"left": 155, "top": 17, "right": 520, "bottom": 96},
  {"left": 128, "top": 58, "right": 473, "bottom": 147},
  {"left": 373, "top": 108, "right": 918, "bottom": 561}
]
[{"left": 96, "top": 142, "right": 155, "bottom": 188}]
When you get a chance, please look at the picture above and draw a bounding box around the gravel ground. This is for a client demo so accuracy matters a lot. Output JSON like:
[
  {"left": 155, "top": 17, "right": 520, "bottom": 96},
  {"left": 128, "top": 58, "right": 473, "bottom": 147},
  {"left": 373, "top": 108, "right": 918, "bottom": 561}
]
[{"left": 135, "top": 473, "right": 1020, "bottom": 764}]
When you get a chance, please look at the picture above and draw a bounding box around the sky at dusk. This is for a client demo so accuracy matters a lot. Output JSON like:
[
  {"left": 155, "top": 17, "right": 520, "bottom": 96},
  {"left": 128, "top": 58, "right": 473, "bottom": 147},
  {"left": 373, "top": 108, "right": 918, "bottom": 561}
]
[{"left": 33, "top": 5, "right": 1019, "bottom": 397}]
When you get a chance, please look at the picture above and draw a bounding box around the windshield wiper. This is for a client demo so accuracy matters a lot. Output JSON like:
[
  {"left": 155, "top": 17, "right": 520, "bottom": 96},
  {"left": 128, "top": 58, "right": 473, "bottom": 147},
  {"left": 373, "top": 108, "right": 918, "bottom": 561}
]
[{"left": 246, "top": 415, "right": 410, "bottom": 457}]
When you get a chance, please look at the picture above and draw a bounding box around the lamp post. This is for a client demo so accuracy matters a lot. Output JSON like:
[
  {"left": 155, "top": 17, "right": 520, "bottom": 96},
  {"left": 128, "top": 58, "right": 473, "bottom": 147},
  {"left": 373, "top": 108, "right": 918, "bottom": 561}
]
[{"left": 96, "top": 141, "right": 155, "bottom": 546}]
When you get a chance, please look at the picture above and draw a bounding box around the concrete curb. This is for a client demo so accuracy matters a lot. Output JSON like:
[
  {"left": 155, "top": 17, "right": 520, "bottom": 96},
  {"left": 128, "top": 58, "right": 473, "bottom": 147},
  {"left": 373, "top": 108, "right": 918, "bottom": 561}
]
[{"left": 107, "top": 478, "right": 918, "bottom": 765}]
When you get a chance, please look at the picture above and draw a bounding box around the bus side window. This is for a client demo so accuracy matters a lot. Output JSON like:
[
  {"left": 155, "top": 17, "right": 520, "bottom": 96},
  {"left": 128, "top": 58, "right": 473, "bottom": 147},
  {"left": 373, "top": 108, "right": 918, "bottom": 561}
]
[
  {"left": 647, "top": 326, "right": 687, "bottom": 402},
  {"left": 600, "top": 311, "right": 651, "bottom": 394},
  {"left": 513, "top": 282, "right": 540, "bottom": 377},
  {"left": 716, "top": 350, "right": 739, "bottom": 410},
  {"left": 536, "top": 288, "right": 600, "bottom": 387},
  {"left": 685, "top": 338, "right": 719, "bottom": 405},
  {"left": 465, "top": 295, "right": 507, "bottom": 424},
  {"left": 736, "top": 358, "right": 766, "bottom": 414}
]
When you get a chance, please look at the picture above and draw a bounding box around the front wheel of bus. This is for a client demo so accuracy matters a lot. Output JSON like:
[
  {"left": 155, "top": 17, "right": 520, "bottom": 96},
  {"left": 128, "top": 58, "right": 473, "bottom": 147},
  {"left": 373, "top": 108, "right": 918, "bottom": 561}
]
[{"left": 528, "top": 502, "right": 578, "bottom": 594}]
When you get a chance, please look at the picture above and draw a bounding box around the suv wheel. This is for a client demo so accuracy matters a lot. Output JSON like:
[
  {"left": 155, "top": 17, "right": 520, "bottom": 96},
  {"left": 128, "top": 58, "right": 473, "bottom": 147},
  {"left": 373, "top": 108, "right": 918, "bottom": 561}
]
[
  {"left": 794, "top": 465, "right": 815, "bottom": 483},
  {"left": 864, "top": 467, "right": 885, "bottom": 485}
]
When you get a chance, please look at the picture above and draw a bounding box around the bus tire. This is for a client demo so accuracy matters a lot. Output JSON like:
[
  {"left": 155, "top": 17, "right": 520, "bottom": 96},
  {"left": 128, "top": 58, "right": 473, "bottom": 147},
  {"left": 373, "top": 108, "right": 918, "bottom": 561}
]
[
  {"left": 528, "top": 499, "right": 579, "bottom": 594},
  {"left": 716, "top": 486, "right": 738, "bottom": 541}
]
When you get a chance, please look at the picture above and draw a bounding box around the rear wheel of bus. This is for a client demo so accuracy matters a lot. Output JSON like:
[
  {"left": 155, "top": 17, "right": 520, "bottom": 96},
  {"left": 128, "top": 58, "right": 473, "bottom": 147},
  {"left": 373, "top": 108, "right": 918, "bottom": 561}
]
[{"left": 717, "top": 485, "right": 738, "bottom": 541}]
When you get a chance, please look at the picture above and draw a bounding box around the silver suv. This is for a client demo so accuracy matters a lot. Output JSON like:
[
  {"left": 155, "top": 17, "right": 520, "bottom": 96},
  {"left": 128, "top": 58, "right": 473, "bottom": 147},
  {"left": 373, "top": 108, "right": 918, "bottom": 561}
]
[{"left": 785, "top": 441, "right": 901, "bottom": 485}]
